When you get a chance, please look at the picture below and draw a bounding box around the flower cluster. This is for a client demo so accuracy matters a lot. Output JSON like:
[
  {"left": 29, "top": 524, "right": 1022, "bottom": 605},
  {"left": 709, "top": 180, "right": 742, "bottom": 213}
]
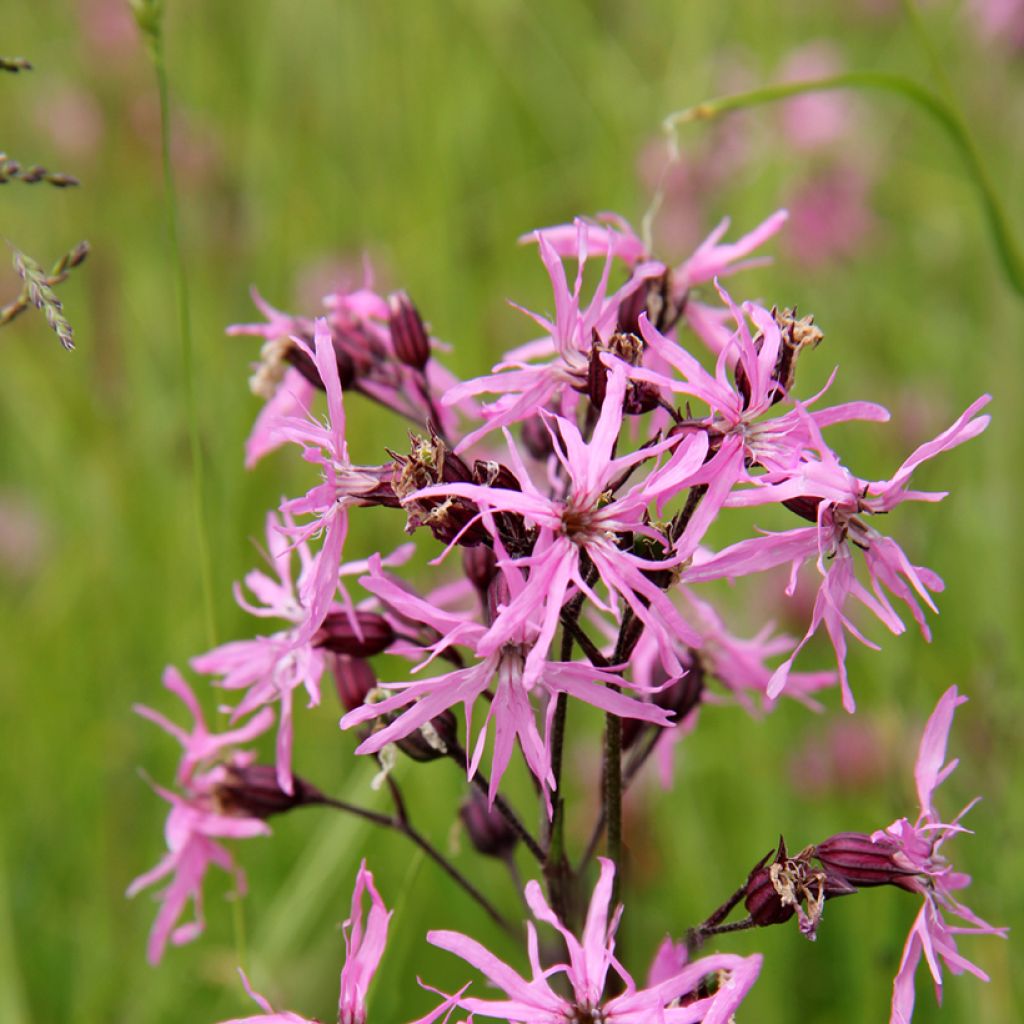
[{"left": 131, "top": 206, "right": 1001, "bottom": 1023}]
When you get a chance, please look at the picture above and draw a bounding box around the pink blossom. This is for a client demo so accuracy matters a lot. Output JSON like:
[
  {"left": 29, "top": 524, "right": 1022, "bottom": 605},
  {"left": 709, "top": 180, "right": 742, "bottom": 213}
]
[
  {"left": 445, "top": 219, "right": 662, "bottom": 451},
  {"left": 425, "top": 857, "right": 763, "bottom": 1022},
  {"left": 777, "top": 43, "right": 852, "bottom": 151},
  {"left": 873, "top": 687, "right": 1007, "bottom": 1023},
  {"left": 192, "top": 510, "right": 411, "bottom": 794},
  {"left": 217, "top": 863, "right": 466, "bottom": 1024},
  {"left": 341, "top": 555, "right": 672, "bottom": 806},
  {"left": 411, "top": 364, "right": 711, "bottom": 687},
  {"left": 129, "top": 669, "right": 274, "bottom": 964},
  {"left": 687, "top": 395, "right": 991, "bottom": 710}
]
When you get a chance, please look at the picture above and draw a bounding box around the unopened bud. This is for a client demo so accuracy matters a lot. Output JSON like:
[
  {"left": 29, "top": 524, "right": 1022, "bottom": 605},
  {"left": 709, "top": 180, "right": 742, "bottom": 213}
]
[
  {"left": 463, "top": 545, "right": 498, "bottom": 597},
  {"left": 284, "top": 333, "right": 356, "bottom": 391},
  {"left": 616, "top": 280, "right": 651, "bottom": 336},
  {"left": 394, "top": 708, "right": 459, "bottom": 763},
  {"left": 388, "top": 291, "right": 431, "bottom": 370},
  {"left": 215, "top": 762, "right": 323, "bottom": 819},
  {"left": 621, "top": 661, "right": 705, "bottom": 750},
  {"left": 314, "top": 610, "right": 395, "bottom": 657},
  {"left": 782, "top": 495, "right": 822, "bottom": 523},
  {"left": 520, "top": 415, "right": 554, "bottom": 460},
  {"left": 331, "top": 654, "right": 378, "bottom": 713},
  {"left": 459, "top": 789, "right": 517, "bottom": 859},
  {"left": 812, "top": 832, "right": 918, "bottom": 891}
]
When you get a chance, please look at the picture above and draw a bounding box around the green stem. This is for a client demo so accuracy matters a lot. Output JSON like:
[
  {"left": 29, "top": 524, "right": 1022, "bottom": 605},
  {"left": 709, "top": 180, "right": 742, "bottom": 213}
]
[
  {"left": 151, "top": 27, "right": 218, "bottom": 647},
  {"left": 663, "top": 71, "right": 1024, "bottom": 299}
]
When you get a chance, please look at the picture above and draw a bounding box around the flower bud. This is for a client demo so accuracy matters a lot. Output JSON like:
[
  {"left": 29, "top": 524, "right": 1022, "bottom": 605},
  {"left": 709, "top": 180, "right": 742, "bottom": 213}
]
[
  {"left": 331, "top": 654, "right": 379, "bottom": 714},
  {"left": 313, "top": 610, "right": 395, "bottom": 657},
  {"left": 520, "top": 415, "right": 554, "bottom": 460},
  {"left": 621, "top": 661, "right": 704, "bottom": 750},
  {"left": 394, "top": 708, "right": 459, "bottom": 762},
  {"left": 459, "top": 789, "right": 518, "bottom": 859},
  {"left": 812, "top": 832, "right": 918, "bottom": 891},
  {"left": 284, "top": 333, "right": 356, "bottom": 391},
  {"left": 616, "top": 279, "right": 652, "bottom": 336},
  {"left": 387, "top": 291, "right": 431, "bottom": 370},
  {"left": 215, "top": 762, "right": 323, "bottom": 819},
  {"left": 463, "top": 544, "right": 498, "bottom": 597}
]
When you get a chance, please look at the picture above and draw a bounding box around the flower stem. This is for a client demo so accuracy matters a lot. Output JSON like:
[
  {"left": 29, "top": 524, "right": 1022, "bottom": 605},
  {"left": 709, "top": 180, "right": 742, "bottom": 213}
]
[
  {"left": 316, "top": 788, "right": 516, "bottom": 936},
  {"left": 148, "top": 16, "right": 218, "bottom": 646},
  {"left": 447, "top": 741, "right": 546, "bottom": 863},
  {"left": 663, "top": 71, "right": 1024, "bottom": 300}
]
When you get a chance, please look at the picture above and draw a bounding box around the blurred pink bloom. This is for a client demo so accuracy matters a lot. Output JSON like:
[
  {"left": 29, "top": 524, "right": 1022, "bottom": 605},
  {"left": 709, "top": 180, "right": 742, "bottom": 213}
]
[
  {"left": 789, "top": 717, "right": 889, "bottom": 797},
  {"left": 783, "top": 167, "right": 874, "bottom": 268},
  {"left": 778, "top": 43, "right": 853, "bottom": 151},
  {"left": 129, "top": 669, "right": 274, "bottom": 964},
  {"left": 874, "top": 687, "right": 1007, "bottom": 1023},
  {"left": 967, "top": 0, "right": 1024, "bottom": 50}
]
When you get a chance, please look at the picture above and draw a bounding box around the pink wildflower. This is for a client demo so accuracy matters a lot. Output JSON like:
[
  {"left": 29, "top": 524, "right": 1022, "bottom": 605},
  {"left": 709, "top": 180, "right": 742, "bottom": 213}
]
[
  {"left": 687, "top": 395, "right": 991, "bottom": 710},
  {"left": 426, "top": 857, "right": 763, "bottom": 1022},
  {"left": 445, "top": 219, "right": 663, "bottom": 451},
  {"left": 411, "top": 364, "right": 711, "bottom": 687},
  {"left": 341, "top": 555, "right": 672, "bottom": 805},
  {"left": 216, "top": 862, "right": 465, "bottom": 1024},
  {"left": 192, "top": 510, "right": 411, "bottom": 794},
  {"left": 129, "top": 668, "right": 274, "bottom": 964},
  {"left": 873, "top": 686, "right": 1007, "bottom": 1023}
]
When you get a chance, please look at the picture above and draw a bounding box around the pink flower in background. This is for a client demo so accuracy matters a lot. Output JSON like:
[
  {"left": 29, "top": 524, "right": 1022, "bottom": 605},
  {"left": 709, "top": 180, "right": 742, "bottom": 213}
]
[
  {"left": 967, "top": 0, "right": 1024, "bottom": 51},
  {"left": 783, "top": 167, "right": 874, "bottom": 268},
  {"left": 777, "top": 42, "right": 852, "bottom": 151},
  {"left": 128, "top": 669, "right": 274, "bottom": 964},
  {"left": 873, "top": 686, "right": 1007, "bottom": 1023},
  {"left": 426, "top": 857, "right": 763, "bottom": 1022}
]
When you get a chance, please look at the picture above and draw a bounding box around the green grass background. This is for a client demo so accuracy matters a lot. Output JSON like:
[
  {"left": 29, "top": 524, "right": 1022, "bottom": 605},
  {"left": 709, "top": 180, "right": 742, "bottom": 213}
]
[{"left": 1, "top": 1, "right": 1021, "bottom": 1021}]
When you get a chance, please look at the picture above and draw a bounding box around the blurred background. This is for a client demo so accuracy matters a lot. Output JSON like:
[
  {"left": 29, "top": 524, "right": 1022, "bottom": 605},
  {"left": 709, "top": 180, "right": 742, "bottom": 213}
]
[{"left": 2, "top": 1, "right": 1021, "bottom": 1021}]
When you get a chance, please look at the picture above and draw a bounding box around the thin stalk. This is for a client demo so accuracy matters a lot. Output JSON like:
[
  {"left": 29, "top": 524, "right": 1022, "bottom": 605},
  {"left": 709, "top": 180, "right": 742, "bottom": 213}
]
[
  {"left": 603, "top": 707, "right": 623, "bottom": 906},
  {"left": 363, "top": 776, "right": 517, "bottom": 936},
  {"left": 663, "top": 71, "right": 1024, "bottom": 299},
  {"left": 149, "top": 22, "right": 218, "bottom": 646},
  {"left": 447, "top": 741, "right": 546, "bottom": 864}
]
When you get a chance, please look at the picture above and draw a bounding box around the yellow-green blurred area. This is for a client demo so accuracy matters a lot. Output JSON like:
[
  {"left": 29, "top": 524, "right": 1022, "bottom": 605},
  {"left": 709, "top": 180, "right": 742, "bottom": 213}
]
[{"left": 1, "top": 1, "right": 1021, "bottom": 1021}]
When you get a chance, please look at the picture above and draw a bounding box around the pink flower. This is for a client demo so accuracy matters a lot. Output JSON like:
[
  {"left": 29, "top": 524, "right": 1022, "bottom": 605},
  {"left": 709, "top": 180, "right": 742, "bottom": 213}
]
[
  {"left": 870, "top": 687, "right": 1007, "bottom": 1023},
  {"left": 341, "top": 555, "right": 672, "bottom": 806},
  {"left": 129, "top": 669, "right": 274, "bottom": 964},
  {"left": 192, "top": 511, "right": 411, "bottom": 794},
  {"left": 217, "top": 862, "right": 464, "bottom": 1024},
  {"left": 411, "top": 364, "right": 711, "bottom": 687},
  {"left": 444, "top": 219, "right": 663, "bottom": 451},
  {"left": 425, "top": 857, "right": 763, "bottom": 1022},
  {"left": 687, "top": 395, "right": 991, "bottom": 710}
]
